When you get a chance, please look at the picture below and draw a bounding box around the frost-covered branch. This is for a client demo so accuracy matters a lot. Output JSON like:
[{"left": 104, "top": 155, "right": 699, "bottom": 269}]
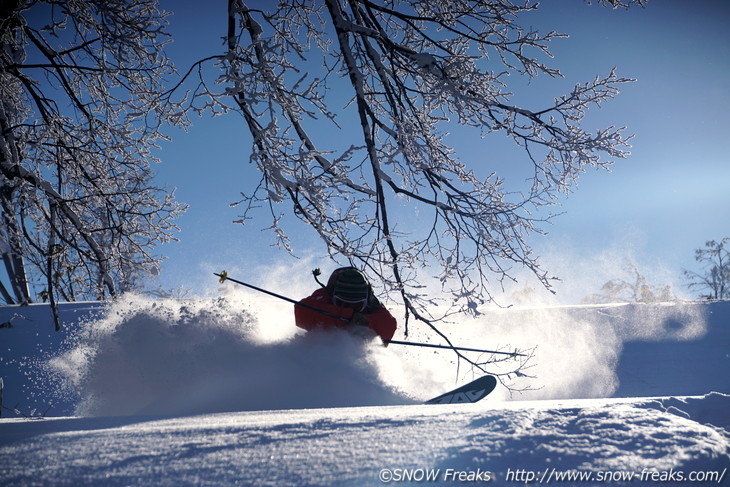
[
  {"left": 0, "top": 0, "right": 187, "bottom": 325},
  {"left": 197, "top": 0, "right": 638, "bottom": 376}
]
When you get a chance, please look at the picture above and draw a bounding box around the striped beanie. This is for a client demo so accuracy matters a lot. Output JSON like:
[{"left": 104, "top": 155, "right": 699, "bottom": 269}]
[{"left": 332, "top": 268, "right": 370, "bottom": 303}]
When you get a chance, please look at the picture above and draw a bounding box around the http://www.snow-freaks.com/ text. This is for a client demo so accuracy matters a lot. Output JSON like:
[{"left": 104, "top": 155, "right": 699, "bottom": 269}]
[{"left": 378, "top": 467, "right": 727, "bottom": 484}]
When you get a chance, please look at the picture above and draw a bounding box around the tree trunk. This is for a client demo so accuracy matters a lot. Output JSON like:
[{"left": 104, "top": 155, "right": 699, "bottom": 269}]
[{"left": 0, "top": 183, "right": 30, "bottom": 304}]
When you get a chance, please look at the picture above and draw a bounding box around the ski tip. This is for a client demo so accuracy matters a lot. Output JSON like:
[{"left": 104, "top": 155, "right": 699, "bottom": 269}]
[{"left": 425, "top": 375, "right": 497, "bottom": 405}]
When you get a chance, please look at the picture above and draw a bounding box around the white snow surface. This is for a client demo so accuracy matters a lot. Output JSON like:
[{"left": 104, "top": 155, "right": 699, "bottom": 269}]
[{"left": 1, "top": 294, "right": 729, "bottom": 486}]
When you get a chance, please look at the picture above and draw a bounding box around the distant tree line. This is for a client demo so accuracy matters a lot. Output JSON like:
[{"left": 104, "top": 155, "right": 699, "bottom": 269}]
[
  {"left": 583, "top": 261, "right": 675, "bottom": 305},
  {"left": 583, "top": 239, "right": 730, "bottom": 304}
]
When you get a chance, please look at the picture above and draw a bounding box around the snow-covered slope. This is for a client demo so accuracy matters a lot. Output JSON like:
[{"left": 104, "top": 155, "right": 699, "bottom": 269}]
[
  {"left": 1, "top": 395, "right": 728, "bottom": 486},
  {"left": 1, "top": 296, "right": 729, "bottom": 485}
]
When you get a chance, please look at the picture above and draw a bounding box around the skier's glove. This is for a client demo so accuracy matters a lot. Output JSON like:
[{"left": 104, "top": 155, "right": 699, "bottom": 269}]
[{"left": 349, "top": 312, "right": 370, "bottom": 328}]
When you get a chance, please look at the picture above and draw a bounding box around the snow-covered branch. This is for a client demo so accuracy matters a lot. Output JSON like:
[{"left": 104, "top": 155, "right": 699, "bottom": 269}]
[
  {"left": 0, "top": 0, "right": 187, "bottom": 322},
  {"left": 202, "top": 0, "right": 636, "bottom": 376}
]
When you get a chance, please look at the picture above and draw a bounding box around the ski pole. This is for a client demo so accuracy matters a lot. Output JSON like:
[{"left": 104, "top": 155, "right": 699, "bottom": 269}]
[
  {"left": 215, "top": 271, "right": 525, "bottom": 357},
  {"left": 383, "top": 340, "right": 527, "bottom": 357},
  {"left": 215, "top": 271, "right": 350, "bottom": 323}
]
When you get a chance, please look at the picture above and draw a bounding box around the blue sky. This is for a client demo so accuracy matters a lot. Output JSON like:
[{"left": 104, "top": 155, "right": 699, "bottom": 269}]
[{"left": 152, "top": 0, "right": 729, "bottom": 302}]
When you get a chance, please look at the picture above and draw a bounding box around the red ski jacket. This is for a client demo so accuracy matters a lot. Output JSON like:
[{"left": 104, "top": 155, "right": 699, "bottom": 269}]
[{"left": 294, "top": 288, "right": 397, "bottom": 344}]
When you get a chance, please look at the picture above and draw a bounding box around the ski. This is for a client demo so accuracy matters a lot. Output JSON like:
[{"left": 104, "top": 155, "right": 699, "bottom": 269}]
[{"left": 425, "top": 375, "right": 497, "bottom": 405}]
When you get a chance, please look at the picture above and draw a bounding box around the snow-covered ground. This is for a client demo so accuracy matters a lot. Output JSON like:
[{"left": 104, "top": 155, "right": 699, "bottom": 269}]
[{"left": 1, "top": 295, "right": 728, "bottom": 486}]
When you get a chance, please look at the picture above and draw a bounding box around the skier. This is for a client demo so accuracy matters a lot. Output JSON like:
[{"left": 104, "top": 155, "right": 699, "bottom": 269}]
[{"left": 294, "top": 267, "right": 397, "bottom": 344}]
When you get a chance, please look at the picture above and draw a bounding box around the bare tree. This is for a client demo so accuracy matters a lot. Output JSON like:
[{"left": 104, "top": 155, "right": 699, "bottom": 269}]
[
  {"left": 186, "top": 0, "right": 640, "bottom": 378},
  {"left": 0, "top": 0, "right": 187, "bottom": 329},
  {"left": 683, "top": 239, "right": 730, "bottom": 300}
]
